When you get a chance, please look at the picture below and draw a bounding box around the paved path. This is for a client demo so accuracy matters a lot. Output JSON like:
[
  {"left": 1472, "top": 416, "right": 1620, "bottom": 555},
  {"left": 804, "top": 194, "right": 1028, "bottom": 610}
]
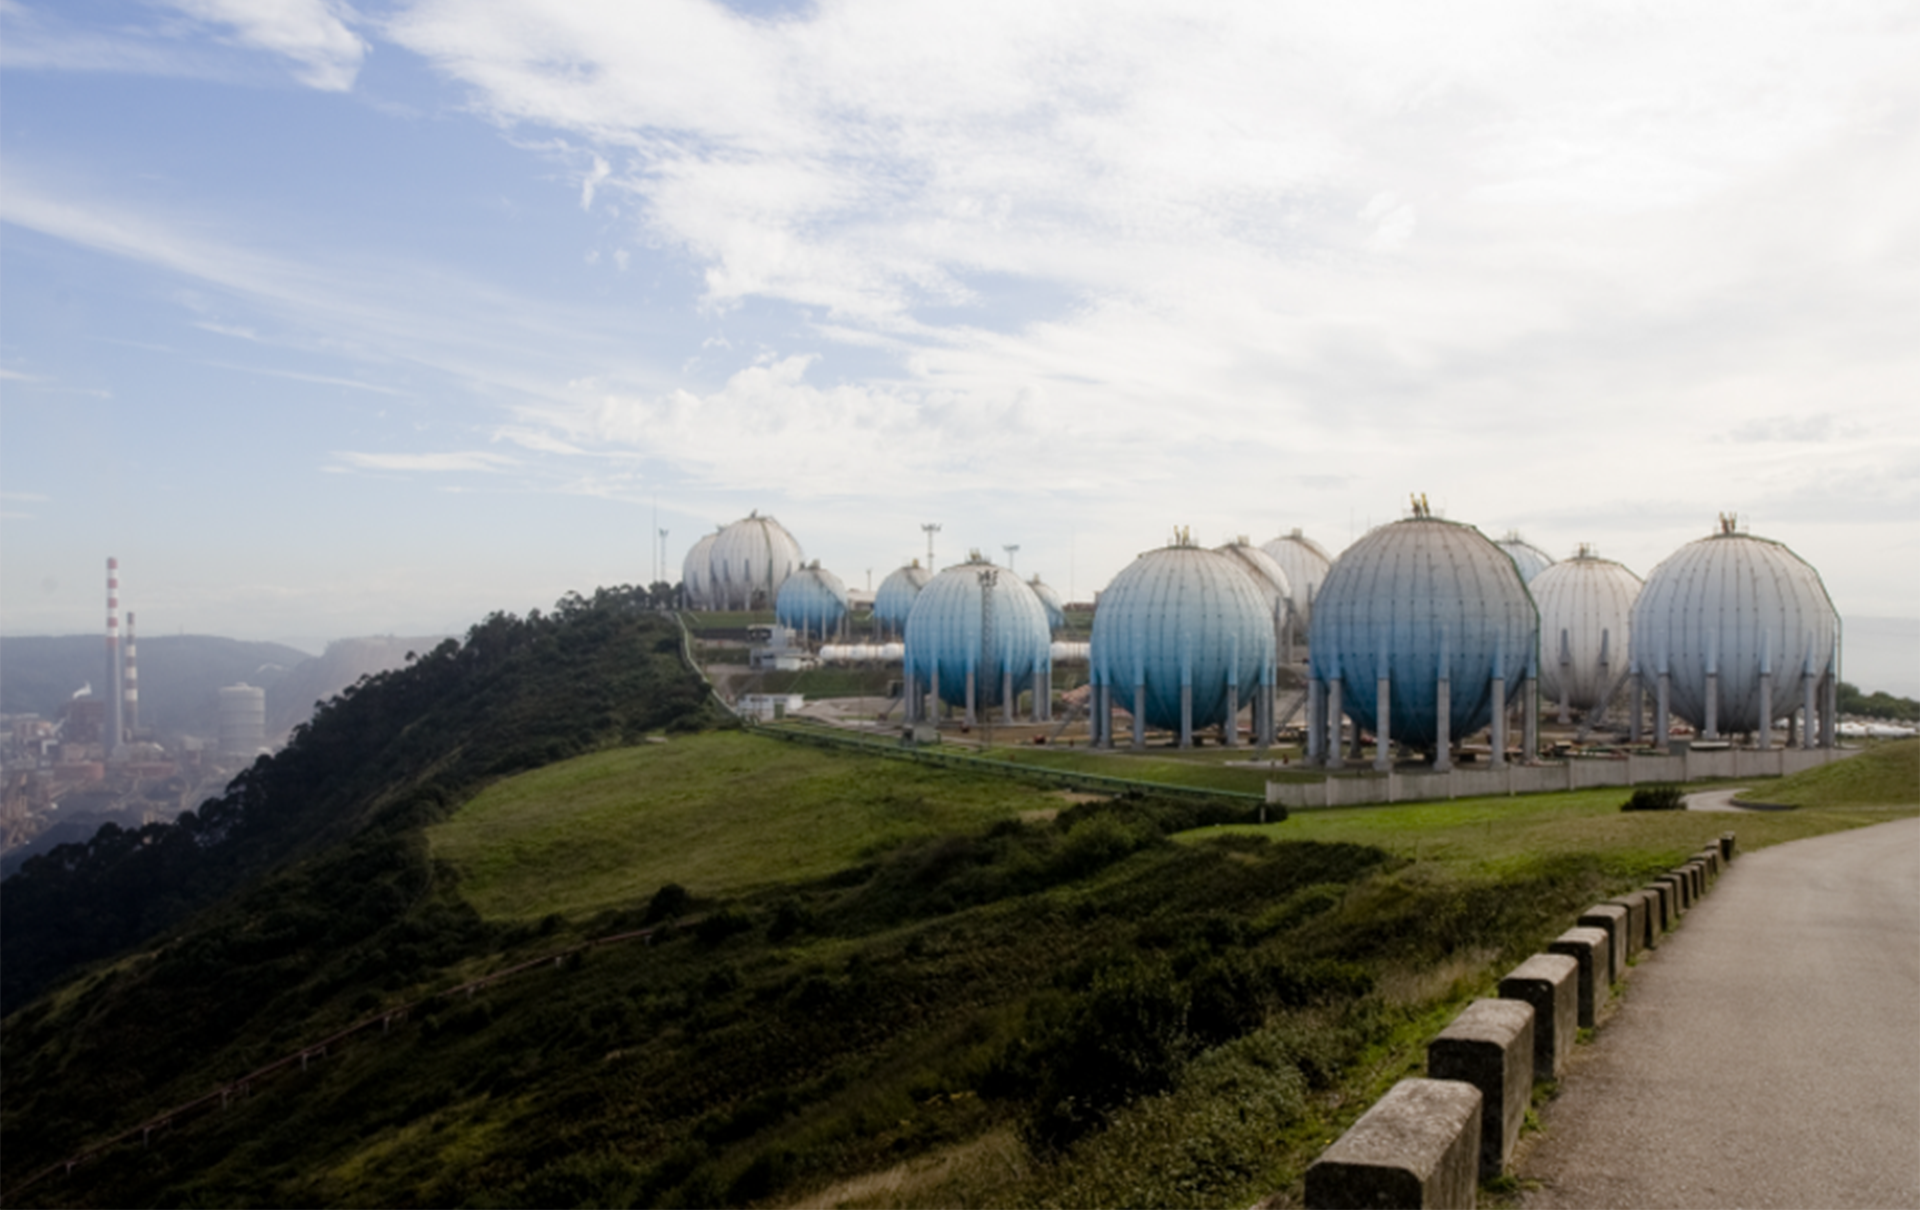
[{"left": 1518, "top": 817, "right": 1920, "bottom": 1209}]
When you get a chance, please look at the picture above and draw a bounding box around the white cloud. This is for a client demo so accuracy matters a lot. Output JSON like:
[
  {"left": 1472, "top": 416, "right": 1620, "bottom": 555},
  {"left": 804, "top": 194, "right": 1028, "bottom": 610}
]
[
  {"left": 331, "top": 450, "right": 518, "bottom": 473},
  {"left": 168, "top": 0, "right": 367, "bottom": 91}
]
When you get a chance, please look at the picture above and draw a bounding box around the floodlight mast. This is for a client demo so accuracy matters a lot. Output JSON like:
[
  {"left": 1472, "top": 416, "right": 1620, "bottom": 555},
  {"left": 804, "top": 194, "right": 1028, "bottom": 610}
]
[
  {"left": 922, "top": 523, "right": 941, "bottom": 568},
  {"left": 1003, "top": 544, "right": 1019, "bottom": 574}
]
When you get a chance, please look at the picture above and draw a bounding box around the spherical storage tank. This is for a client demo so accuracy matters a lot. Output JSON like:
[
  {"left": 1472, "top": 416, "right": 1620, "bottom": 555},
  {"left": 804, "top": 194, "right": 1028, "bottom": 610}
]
[
  {"left": 1532, "top": 546, "right": 1641, "bottom": 714},
  {"left": 1028, "top": 575, "right": 1066, "bottom": 631},
  {"left": 904, "top": 554, "right": 1051, "bottom": 710},
  {"left": 708, "top": 512, "right": 803, "bottom": 610},
  {"left": 872, "top": 561, "right": 931, "bottom": 636},
  {"left": 1091, "top": 540, "right": 1275, "bottom": 735},
  {"left": 775, "top": 562, "right": 850, "bottom": 637},
  {"left": 1259, "top": 529, "right": 1331, "bottom": 630},
  {"left": 1496, "top": 531, "right": 1555, "bottom": 584},
  {"left": 1310, "top": 515, "right": 1537, "bottom": 752},
  {"left": 681, "top": 530, "right": 720, "bottom": 608},
  {"left": 1630, "top": 518, "right": 1837, "bottom": 736},
  {"left": 1214, "top": 538, "right": 1293, "bottom": 630}
]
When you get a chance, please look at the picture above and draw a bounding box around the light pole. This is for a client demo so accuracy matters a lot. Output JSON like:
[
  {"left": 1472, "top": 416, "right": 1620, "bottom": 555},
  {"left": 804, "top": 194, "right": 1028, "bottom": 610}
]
[
  {"left": 1003, "top": 544, "right": 1019, "bottom": 574},
  {"left": 922, "top": 523, "right": 941, "bottom": 569}
]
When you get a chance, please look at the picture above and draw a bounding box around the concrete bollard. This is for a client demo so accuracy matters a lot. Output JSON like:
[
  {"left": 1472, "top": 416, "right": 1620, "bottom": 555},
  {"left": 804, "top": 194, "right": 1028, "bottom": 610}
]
[
  {"left": 1643, "top": 882, "right": 1673, "bottom": 933},
  {"left": 1666, "top": 870, "right": 1690, "bottom": 913},
  {"left": 1429, "top": 998, "right": 1534, "bottom": 1178},
  {"left": 1305, "top": 1078, "right": 1483, "bottom": 1209},
  {"left": 1578, "top": 904, "right": 1630, "bottom": 983},
  {"left": 1687, "top": 860, "right": 1706, "bottom": 900},
  {"left": 1548, "top": 926, "right": 1611, "bottom": 1028},
  {"left": 1499, "top": 953, "right": 1579, "bottom": 1081},
  {"left": 1604, "top": 891, "right": 1651, "bottom": 957},
  {"left": 1720, "top": 832, "right": 1737, "bottom": 862},
  {"left": 1655, "top": 872, "right": 1684, "bottom": 916}
]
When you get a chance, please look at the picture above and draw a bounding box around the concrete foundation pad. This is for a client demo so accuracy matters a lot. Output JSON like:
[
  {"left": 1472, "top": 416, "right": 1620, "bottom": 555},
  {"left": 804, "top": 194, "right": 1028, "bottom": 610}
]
[
  {"left": 1548, "top": 926, "right": 1611, "bottom": 1028},
  {"left": 1578, "top": 904, "right": 1630, "bottom": 983},
  {"left": 1306, "top": 1078, "right": 1483, "bottom": 1210},
  {"left": 1500, "top": 953, "right": 1579, "bottom": 1081},
  {"left": 1429, "top": 998, "right": 1534, "bottom": 1178}
]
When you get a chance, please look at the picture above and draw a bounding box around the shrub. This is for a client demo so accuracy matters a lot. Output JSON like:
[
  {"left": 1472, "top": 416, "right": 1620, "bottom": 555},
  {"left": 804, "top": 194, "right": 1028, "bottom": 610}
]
[{"left": 1621, "top": 784, "right": 1685, "bottom": 812}]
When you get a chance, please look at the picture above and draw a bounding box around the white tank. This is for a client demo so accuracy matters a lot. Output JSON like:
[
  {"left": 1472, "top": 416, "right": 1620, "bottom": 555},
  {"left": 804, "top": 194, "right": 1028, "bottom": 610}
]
[
  {"left": 1259, "top": 528, "right": 1332, "bottom": 630},
  {"left": 681, "top": 530, "right": 720, "bottom": 608},
  {"left": 1631, "top": 518, "right": 1838, "bottom": 735},
  {"left": 1496, "top": 531, "right": 1555, "bottom": 583},
  {"left": 217, "top": 683, "right": 267, "bottom": 756},
  {"left": 707, "top": 512, "right": 803, "bottom": 611},
  {"left": 1532, "top": 545, "right": 1642, "bottom": 714}
]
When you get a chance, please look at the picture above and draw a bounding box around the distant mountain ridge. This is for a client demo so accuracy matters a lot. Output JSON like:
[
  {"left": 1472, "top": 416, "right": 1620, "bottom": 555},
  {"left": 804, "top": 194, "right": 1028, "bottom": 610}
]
[{"left": 0, "top": 634, "right": 443, "bottom": 741}]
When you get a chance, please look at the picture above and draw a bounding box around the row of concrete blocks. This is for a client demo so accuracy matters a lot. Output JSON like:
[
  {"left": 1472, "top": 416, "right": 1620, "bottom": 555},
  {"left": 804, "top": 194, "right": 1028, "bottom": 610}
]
[{"left": 1305, "top": 832, "right": 1737, "bottom": 1208}]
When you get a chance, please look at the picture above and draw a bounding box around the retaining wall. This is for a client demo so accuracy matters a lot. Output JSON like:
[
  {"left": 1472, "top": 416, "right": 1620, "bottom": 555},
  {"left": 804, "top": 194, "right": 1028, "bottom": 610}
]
[{"left": 1269, "top": 745, "right": 1852, "bottom": 808}]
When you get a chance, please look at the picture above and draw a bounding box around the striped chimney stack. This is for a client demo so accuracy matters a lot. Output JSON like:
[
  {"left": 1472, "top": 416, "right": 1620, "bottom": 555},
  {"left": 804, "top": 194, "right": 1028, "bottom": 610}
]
[
  {"left": 106, "top": 557, "right": 125, "bottom": 757},
  {"left": 125, "top": 609, "right": 140, "bottom": 738}
]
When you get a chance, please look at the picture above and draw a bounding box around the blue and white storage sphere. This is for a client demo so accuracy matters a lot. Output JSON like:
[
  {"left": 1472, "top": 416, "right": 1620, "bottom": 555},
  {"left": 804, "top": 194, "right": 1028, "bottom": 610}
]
[
  {"left": 1310, "top": 516, "right": 1538, "bottom": 750},
  {"left": 1090, "top": 541, "right": 1275, "bottom": 732},
  {"left": 775, "top": 562, "right": 850, "bottom": 636},
  {"left": 873, "top": 561, "right": 931, "bottom": 636},
  {"left": 904, "top": 555, "right": 1052, "bottom": 709},
  {"left": 1630, "top": 520, "right": 1837, "bottom": 734}
]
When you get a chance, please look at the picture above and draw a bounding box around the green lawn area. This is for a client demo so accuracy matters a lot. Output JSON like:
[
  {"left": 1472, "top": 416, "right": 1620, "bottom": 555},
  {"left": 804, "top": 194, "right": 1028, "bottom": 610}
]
[
  {"left": 980, "top": 743, "right": 1311, "bottom": 793},
  {"left": 427, "top": 731, "right": 1061, "bottom": 920},
  {"left": 1194, "top": 738, "right": 1920, "bottom": 878},
  {"left": 1735, "top": 737, "right": 1919, "bottom": 807}
]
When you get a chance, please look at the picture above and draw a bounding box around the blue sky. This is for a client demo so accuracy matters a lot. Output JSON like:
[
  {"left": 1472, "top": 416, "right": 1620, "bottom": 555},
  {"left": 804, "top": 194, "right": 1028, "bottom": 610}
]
[{"left": 4, "top": 0, "right": 1917, "bottom": 691}]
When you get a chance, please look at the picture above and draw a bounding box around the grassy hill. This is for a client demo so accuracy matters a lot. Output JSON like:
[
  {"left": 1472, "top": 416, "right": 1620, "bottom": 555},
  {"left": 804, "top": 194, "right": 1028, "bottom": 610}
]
[
  {"left": 430, "top": 733, "right": 1066, "bottom": 920},
  {"left": 1734, "top": 738, "right": 1919, "bottom": 807},
  {"left": 5, "top": 637, "right": 1914, "bottom": 1208}
]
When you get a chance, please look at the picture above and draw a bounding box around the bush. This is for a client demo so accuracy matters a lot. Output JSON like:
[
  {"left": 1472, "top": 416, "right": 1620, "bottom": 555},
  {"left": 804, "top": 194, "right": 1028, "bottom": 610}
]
[
  {"left": 644, "top": 882, "right": 691, "bottom": 924},
  {"left": 1621, "top": 784, "right": 1685, "bottom": 812}
]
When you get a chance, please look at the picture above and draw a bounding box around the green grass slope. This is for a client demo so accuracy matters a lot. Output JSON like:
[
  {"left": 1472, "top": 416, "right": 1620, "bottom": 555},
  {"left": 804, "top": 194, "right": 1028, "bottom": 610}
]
[
  {"left": 1734, "top": 738, "right": 1919, "bottom": 808},
  {"left": 430, "top": 732, "right": 1065, "bottom": 919},
  {"left": 8, "top": 714, "right": 1915, "bottom": 1208}
]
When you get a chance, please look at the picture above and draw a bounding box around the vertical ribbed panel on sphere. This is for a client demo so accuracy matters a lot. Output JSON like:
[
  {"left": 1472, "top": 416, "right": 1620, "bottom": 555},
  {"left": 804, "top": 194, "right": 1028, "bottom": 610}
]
[
  {"left": 1533, "top": 551, "right": 1642, "bottom": 710},
  {"left": 904, "top": 557, "right": 1051, "bottom": 708},
  {"left": 1630, "top": 530, "right": 1837, "bottom": 733},
  {"left": 775, "top": 564, "right": 850, "bottom": 634},
  {"left": 1090, "top": 546, "right": 1275, "bottom": 731},
  {"left": 873, "top": 563, "right": 930, "bottom": 631},
  {"left": 1029, "top": 577, "right": 1066, "bottom": 631},
  {"left": 1259, "top": 529, "right": 1332, "bottom": 629},
  {"left": 681, "top": 532, "right": 720, "bottom": 608},
  {"left": 1497, "top": 533, "right": 1555, "bottom": 584},
  {"left": 708, "top": 513, "right": 804, "bottom": 610},
  {"left": 1310, "top": 518, "right": 1538, "bottom": 749}
]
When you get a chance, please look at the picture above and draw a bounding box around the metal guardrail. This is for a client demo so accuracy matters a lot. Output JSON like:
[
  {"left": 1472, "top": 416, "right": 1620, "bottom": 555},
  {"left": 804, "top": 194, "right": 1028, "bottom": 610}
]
[{"left": 749, "top": 717, "right": 1265, "bottom": 806}]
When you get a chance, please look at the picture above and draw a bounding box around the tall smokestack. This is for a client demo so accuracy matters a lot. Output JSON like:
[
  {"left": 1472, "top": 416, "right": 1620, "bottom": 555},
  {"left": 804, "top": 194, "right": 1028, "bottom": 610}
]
[
  {"left": 106, "top": 557, "right": 124, "bottom": 758},
  {"left": 125, "top": 609, "right": 140, "bottom": 739}
]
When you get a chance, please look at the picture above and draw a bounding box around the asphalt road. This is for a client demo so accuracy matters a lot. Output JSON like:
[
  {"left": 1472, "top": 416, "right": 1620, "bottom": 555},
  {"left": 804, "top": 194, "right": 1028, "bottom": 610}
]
[{"left": 1518, "top": 817, "right": 1920, "bottom": 1209}]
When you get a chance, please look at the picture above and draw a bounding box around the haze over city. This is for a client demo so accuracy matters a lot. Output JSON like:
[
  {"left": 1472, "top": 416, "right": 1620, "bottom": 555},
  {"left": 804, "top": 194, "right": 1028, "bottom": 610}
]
[{"left": 4, "top": 0, "right": 1917, "bottom": 691}]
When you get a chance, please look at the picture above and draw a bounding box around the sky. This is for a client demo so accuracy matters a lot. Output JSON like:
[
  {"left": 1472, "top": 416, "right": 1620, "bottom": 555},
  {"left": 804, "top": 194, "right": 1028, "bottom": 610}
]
[{"left": 3, "top": 1, "right": 1917, "bottom": 691}]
